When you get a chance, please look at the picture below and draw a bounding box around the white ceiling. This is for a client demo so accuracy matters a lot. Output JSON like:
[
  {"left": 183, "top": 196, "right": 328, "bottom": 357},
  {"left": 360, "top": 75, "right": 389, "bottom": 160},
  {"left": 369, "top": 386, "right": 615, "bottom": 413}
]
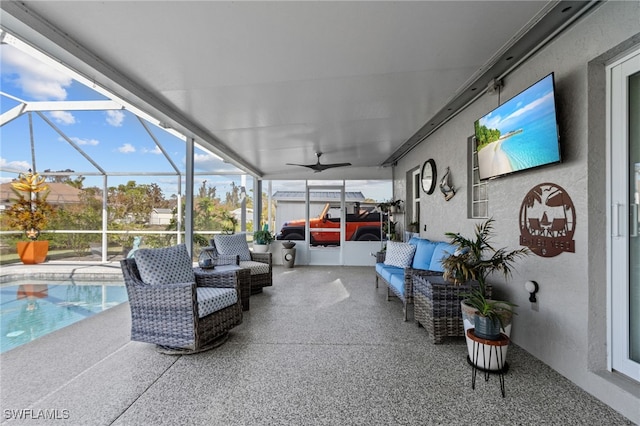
[{"left": 0, "top": 1, "right": 592, "bottom": 180}]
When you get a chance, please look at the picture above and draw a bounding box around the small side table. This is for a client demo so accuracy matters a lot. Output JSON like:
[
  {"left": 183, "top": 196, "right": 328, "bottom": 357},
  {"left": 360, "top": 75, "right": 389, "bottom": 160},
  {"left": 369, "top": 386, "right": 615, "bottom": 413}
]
[
  {"left": 467, "top": 328, "right": 509, "bottom": 397},
  {"left": 194, "top": 265, "right": 251, "bottom": 311}
]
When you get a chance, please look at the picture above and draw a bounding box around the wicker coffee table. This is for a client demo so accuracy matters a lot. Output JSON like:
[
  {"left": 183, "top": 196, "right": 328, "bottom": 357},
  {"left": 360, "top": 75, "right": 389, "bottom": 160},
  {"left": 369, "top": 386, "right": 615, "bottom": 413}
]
[{"left": 414, "top": 275, "right": 487, "bottom": 343}]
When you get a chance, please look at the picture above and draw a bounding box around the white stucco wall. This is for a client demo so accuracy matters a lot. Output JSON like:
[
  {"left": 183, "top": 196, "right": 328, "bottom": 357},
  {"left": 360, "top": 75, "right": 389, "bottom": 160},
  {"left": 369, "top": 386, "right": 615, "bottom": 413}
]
[{"left": 393, "top": 2, "right": 640, "bottom": 422}]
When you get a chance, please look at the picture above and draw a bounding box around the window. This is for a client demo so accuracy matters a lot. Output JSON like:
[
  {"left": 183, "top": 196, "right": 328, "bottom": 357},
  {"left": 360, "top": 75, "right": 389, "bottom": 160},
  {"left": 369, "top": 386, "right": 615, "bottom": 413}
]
[
  {"left": 468, "top": 135, "right": 488, "bottom": 218},
  {"left": 412, "top": 168, "right": 421, "bottom": 224}
]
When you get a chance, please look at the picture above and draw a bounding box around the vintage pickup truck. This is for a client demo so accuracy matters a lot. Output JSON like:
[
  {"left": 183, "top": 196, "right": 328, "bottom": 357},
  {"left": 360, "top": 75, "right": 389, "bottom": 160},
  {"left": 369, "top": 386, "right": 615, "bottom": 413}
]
[{"left": 275, "top": 202, "right": 385, "bottom": 246}]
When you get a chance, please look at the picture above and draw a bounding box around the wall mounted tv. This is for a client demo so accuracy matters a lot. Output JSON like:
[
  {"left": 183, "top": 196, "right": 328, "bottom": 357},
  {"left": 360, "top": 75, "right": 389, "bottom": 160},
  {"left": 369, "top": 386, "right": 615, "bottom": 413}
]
[{"left": 474, "top": 73, "right": 561, "bottom": 181}]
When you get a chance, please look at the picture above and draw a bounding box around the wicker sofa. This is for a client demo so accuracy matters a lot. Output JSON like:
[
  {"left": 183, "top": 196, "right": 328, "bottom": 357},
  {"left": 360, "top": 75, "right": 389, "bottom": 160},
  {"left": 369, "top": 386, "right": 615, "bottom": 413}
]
[
  {"left": 375, "top": 238, "right": 457, "bottom": 321},
  {"left": 209, "top": 234, "right": 273, "bottom": 294},
  {"left": 120, "top": 244, "right": 243, "bottom": 354}
]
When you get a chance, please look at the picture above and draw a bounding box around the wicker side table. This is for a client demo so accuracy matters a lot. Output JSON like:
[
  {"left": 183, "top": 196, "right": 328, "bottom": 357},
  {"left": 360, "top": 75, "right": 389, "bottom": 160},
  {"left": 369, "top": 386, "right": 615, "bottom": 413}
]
[
  {"left": 414, "top": 275, "right": 488, "bottom": 344},
  {"left": 194, "top": 265, "right": 251, "bottom": 311}
]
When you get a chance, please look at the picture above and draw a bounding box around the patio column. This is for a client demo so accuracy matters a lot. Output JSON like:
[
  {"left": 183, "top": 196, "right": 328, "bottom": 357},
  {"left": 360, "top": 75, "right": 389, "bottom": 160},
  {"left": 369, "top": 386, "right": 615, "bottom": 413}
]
[{"left": 184, "top": 137, "right": 195, "bottom": 256}]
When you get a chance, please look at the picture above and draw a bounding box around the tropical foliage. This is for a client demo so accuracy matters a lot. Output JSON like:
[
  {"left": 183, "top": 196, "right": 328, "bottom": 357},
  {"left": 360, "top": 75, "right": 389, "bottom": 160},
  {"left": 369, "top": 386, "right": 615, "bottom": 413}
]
[
  {"left": 253, "top": 224, "right": 274, "bottom": 245},
  {"left": 4, "top": 171, "right": 56, "bottom": 240},
  {"left": 442, "top": 218, "right": 529, "bottom": 327},
  {"left": 474, "top": 122, "right": 501, "bottom": 148}
]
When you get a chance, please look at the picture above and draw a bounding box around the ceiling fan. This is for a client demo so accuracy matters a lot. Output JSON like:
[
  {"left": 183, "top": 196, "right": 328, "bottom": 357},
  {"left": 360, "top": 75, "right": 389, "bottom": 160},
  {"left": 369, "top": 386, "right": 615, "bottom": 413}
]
[{"left": 286, "top": 152, "right": 352, "bottom": 173}]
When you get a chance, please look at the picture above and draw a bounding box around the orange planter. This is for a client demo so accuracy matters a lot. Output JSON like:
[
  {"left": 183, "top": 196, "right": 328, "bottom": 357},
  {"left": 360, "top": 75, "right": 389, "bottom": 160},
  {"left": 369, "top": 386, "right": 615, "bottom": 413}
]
[{"left": 16, "top": 241, "right": 49, "bottom": 264}]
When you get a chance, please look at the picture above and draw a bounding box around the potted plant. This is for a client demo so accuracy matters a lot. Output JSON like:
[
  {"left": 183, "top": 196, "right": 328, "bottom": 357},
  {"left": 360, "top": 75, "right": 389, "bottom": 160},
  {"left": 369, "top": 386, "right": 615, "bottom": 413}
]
[
  {"left": 253, "top": 224, "right": 274, "bottom": 253},
  {"left": 442, "top": 218, "right": 528, "bottom": 338},
  {"left": 4, "top": 170, "right": 56, "bottom": 264},
  {"left": 377, "top": 199, "right": 403, "bottom": 214}
]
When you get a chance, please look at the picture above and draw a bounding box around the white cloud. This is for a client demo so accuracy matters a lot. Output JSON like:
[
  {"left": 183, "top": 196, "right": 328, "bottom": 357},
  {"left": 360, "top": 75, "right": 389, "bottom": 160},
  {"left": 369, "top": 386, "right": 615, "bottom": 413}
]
[
  {"left": 505, "top": 92, "right": 553, "bottom": 121},
  {"left": 49, "top": 110, "right": 76, "bottom": 125},
  {"left": 1, "top": 45, "right": 72, "bottom": 100},
  {"left": 118, "top": 143, "right": 136, "bottom": 153},
  {"left": 70, "top": 136, "right": 99, "bottom": 146},
  {"left": 142, "top": 146, "right": 162, "bottom": 154},
  {"left": 0, "top": 157, "right": 31, "bottom": 171},
  {"left": 194, "top": 153, "right": 236, "bottom": 171},
  {"left": 106, "top": 110, "right": 125, "bottom": 127}
]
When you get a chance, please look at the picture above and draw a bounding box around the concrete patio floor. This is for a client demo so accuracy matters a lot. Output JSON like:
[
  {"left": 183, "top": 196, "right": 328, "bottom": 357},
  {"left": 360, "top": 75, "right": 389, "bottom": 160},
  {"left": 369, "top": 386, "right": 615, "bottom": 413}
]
[{"left": 0, "top": 261, "right": 634, "bottom": 425}]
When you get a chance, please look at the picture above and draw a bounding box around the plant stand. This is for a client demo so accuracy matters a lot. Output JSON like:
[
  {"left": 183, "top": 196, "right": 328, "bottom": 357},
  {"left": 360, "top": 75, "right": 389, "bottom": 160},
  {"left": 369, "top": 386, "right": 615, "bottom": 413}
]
[
  {"left": 282, "top": 247, "right": 296, "bottom": 268},
  {"left": 467, "top": 328, "right": 509, "bottom": 397}
]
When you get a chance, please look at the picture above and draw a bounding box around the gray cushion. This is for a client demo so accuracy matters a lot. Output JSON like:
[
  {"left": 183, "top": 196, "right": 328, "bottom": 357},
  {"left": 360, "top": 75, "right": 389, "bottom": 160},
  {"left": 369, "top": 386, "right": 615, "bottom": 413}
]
[
  {"left": 196, "top": 287, "right": 238, "bottom": 317},
  {"left": 239, "top": 260, "right": 270, "bottom": 275},
  {"left": 135, "top": 244, "right": 195, "bottom": 285},
  {"left": 214, "top": 233, "right": 252, "bottom": 261}
]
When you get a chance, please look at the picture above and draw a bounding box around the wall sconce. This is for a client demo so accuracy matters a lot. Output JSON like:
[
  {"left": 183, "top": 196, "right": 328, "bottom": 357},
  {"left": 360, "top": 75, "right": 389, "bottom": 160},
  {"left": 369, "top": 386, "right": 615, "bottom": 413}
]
[{"left": 524, "top": 280, "right": 539, "bottom": 303}]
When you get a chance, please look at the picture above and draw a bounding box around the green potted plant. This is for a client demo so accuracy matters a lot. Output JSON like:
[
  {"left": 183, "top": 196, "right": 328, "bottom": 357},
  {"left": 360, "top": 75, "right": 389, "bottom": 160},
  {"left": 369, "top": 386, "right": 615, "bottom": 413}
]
[
  {"left": 253, "top": 224, "right": 274, "bottom": 253},
  {"left": 4, "top": 170, "right": 56, "bottom": 264},
  {"left": 377, "top": 199, "right": 403, "bottom": 214},
  {"left": 442, "top": 218, "right": 528, "bottom": 340}
]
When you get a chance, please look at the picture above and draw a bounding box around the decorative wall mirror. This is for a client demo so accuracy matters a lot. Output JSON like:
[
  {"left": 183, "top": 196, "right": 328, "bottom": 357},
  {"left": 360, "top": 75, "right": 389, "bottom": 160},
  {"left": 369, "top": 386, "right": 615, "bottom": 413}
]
[{"left": 421, "top": 159, "right": 437, "bottom": 195}]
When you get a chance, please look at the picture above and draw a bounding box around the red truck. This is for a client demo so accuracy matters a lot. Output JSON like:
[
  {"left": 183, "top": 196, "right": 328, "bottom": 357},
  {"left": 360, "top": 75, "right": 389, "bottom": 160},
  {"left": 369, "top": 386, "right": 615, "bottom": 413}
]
[{"left": 276, "top": 203, "right": 385, "bottom": 246}]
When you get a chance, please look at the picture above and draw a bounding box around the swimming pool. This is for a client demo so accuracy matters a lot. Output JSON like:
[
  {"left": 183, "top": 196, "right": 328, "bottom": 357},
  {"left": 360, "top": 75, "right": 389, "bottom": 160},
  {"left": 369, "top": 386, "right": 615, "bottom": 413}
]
[{"left": 0, "top": 280, "right": 128, "bottom": 353}]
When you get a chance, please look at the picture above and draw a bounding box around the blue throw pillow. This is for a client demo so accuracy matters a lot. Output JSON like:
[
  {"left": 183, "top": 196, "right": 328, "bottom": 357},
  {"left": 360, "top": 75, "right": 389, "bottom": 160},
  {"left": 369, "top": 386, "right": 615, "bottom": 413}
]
[
  {"left": 428, "top": 242, "right": 458, "bottom": 272},
  {"left": 412, "top": 239, "right": 438, "bottom": 270}
]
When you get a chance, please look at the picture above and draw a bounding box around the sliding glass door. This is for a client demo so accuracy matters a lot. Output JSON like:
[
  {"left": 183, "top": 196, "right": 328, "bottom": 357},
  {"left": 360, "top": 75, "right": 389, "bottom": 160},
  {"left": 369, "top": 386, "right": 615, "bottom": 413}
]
[{"left": 609, "top": 48, "right": 640, "bottom": 381}]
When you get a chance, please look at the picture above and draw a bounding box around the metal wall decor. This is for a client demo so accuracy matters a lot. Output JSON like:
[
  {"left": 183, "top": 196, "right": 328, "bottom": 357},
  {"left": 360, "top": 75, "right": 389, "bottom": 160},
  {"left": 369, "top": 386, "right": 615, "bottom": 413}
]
[
  {"left": 439, "top": 166, "right": 456, "bottom": 201},
  {"left": 421, "top": 159, "right": 437, "bottom": 195},
  {"left": 519, "top": 182, "right": 576, "bottom": 257}
]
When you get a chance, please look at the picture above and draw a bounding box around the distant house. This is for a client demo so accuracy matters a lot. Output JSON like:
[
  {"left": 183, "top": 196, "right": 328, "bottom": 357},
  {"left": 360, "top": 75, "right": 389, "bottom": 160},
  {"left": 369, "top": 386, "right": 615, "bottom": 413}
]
[
  {"left": 0, "top": 182, "right": 84, "bottom": 211},
  {"left": 149, "top": 208, "right": 174, "bottom": 226}
]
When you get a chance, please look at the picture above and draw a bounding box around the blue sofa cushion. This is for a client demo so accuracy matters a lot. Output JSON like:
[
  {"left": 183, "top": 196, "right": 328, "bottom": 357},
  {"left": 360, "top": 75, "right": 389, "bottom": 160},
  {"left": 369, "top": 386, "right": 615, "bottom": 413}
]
[
  {"left": 376, "top": 263, "right": 403, "bottom": 284},
  {"left": 411, "top": 238, "right": 438, "bottom": 270},
  {"left": 388, "top": 272, "right": 406, "bottom": 296},
  {"left": 384, "top": 241, "right": 416, "bottom": 268},
  {"left": 429, "top": 242, "right": 458, "bottom": 272}
]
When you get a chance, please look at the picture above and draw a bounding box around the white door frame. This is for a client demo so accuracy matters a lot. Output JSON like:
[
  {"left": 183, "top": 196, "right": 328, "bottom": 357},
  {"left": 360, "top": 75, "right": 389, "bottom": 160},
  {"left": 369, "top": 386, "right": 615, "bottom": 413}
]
[{"left": 607, "top": 46, "right": 640, "bottom": 380}]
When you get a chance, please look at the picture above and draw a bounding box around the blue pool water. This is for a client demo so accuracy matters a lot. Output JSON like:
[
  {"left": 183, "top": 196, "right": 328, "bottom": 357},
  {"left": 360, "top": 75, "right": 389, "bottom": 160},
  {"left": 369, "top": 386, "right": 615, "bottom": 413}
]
[{"left": 0, "top": 282, "right": 128, "bottom": 353}]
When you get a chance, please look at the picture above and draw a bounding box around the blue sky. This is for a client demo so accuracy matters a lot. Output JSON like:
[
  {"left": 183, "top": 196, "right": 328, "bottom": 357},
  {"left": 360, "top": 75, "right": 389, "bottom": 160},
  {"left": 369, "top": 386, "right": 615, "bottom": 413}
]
[
  {"left": 0, "top": 43, "right": 251, "bottom": 198},
  {"left": 0, "top": 42, "right": 391, "bottom": 202},
  {"left": 478, "top": 74, "right": 556, "bottom": 134}
]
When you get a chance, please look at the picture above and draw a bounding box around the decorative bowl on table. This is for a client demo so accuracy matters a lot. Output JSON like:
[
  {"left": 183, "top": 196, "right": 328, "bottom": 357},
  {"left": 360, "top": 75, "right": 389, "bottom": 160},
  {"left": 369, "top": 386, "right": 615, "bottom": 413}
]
[
  {"left": 198, "top": 253, "right": 215, "bottom": 269},
  {"left": 282, "top": 241, "right": 296, "bottom": 249}
]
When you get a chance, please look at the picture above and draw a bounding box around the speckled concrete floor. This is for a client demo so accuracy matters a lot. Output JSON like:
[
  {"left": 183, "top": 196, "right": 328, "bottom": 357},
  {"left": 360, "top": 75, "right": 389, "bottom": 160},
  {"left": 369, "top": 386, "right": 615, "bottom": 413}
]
[{"left": 0, "top": 264, "right": 634, "bottom": 425}]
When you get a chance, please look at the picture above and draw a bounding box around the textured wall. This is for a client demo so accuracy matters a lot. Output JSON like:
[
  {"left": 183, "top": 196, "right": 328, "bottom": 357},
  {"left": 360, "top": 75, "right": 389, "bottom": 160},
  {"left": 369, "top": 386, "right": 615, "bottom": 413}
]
[{"left": 394, "top": 2, "right": 640, "bottom": 422}]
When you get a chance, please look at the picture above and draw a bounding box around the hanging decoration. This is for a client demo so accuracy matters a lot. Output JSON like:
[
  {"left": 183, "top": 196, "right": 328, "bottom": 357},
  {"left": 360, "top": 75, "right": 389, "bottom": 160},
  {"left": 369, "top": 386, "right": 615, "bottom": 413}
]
[
  {"left": 439, "top": 166, "right": 456, "bottom": 201},
  {"left": 519, "top": 182, "right": 576, "bottom": 257}
]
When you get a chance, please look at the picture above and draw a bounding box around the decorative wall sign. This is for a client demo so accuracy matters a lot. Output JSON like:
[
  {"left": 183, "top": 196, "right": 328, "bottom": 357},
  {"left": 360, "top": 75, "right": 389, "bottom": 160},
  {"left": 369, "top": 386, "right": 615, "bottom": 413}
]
[{"left": 519, "top": 182, "right": 576, "bottom": 257}]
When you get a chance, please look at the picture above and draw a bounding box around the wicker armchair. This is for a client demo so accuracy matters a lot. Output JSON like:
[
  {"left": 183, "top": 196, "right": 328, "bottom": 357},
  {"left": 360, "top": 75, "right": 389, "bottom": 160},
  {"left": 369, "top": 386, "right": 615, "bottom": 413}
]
[
  {"left": 120, "top": 245, "right": 242, "bottom": 354},
  {"left": 209, "top": 236, "right": 273, "bottom": 294}
]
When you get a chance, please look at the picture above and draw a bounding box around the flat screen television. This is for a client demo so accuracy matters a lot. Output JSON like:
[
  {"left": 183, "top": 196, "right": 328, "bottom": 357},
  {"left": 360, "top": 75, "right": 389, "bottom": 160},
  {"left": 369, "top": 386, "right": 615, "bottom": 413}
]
[{"left": 474, "top": 73, "right": 561, "bottom": 181}]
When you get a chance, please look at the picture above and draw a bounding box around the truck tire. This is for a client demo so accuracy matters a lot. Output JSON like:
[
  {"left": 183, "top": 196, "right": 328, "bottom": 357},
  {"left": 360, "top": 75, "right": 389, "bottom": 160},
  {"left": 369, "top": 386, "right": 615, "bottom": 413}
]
[
  {"left": 352, "top": 227, "right": 381, "bottom": 241},
  {"left": 285, "top": 232, "right": 304, "bottom": 240},
  {"left": 356, "top": 233, "right": 379, "bottom": 241}
]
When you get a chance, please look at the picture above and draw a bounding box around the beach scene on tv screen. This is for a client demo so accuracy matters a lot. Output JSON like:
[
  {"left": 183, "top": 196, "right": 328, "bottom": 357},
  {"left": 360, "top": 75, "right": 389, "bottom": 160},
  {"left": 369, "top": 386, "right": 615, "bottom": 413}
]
[{"left": 475, "top": 74, "right": 560, "bottom": 180}]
